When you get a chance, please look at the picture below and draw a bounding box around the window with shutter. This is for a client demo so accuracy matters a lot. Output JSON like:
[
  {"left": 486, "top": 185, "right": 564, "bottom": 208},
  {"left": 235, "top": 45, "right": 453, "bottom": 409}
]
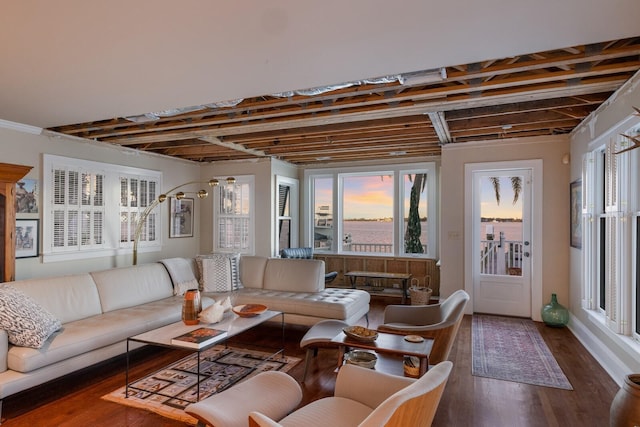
[
  {"left": 43, "top": 154, "right": 161, "bottom": 261},
  {"left": 214, "top": 176, "right": 254, "bottom": 254}
]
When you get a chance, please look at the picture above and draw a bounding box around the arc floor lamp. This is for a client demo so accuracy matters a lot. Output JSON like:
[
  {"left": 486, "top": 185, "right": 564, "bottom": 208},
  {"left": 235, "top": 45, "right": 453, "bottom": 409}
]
[{"left": 132, "top": 177, "right": 236, "bottom": 265}]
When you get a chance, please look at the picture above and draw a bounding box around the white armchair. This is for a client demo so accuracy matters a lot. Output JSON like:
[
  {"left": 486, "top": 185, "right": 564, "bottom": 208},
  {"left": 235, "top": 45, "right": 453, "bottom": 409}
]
[
  {"left": 377, "top": 290, "right": 469, "bottom": 365},
  {"left": 248, "top": 361, "right": 453, "bottom": 427}
]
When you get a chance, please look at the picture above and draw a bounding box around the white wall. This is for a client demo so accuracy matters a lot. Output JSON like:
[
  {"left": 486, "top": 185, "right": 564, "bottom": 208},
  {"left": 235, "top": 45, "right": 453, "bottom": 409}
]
[
  {"left": 199, "top": 158, "right": 274, "bottom": 257},
  {"left": 0, "top": 127, "right": 201, "bottom": 279}
]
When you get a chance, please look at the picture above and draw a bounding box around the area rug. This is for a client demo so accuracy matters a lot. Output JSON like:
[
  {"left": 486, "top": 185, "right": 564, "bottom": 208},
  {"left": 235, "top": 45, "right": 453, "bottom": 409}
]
[
  {"left": 103, "top": 346, "right": 300, "bottom": 424},
  {"left": 472, "top": 314, "right": 573, "bottom": 390}
]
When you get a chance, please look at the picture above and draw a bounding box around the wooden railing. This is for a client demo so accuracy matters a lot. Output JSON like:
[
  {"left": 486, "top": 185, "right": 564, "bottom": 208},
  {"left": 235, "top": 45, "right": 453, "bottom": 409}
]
[
  {"left": 480, "top": 239, "right": 523, "bottom": 275},
  {"left": 345, "top": 243, "right": 393, "bottom": 253}
]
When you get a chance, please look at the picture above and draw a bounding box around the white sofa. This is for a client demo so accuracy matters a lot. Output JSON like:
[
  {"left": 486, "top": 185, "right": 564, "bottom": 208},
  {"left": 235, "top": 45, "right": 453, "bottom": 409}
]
[
  {"left": 225, "top": 256, "right": 370, "bottom": 326},
  {"left": 0, "top": 255, "right": 369, "bottom": 418},
  {"left": 0, "top": 262, "right": 197, "bottom": 418}
]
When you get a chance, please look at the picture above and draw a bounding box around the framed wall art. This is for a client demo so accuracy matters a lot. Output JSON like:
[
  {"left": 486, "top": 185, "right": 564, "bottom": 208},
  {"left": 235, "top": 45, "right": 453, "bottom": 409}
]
[
  {"left": 16, "top": 219, "right": 39, "bottom": 258},
  {"left": 15, "top": 179, "right": 39, "bottom": 214},
  {"left": 570, "top": 179, "right": 582, "bottom": 249},
  {"left": 169, "top": 197, "right": 194, "bottom": 238}
]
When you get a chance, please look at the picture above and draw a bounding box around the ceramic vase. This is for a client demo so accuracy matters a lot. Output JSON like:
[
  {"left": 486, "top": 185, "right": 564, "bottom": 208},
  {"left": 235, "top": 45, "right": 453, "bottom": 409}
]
[
  {"left": 541, "top": 293, "right": 569, "bottom": 327},
  {"left": 610, "top": 374, "right": 640, "bottom": 427},
  {"left": 182, "top": 289, "right": 201, "bottom": 325}
]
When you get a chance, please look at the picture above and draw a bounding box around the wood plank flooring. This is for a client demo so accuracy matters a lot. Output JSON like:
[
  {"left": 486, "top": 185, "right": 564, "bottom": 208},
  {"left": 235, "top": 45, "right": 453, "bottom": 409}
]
[{"left": 1, "top": 298, "right": 619, "bottom": 426}]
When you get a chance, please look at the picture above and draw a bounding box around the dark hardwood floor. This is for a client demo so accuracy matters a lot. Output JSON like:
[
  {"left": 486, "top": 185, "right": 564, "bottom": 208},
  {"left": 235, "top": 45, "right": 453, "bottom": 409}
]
[{"left": 1, "top": 298, "right": 619, "bottom": 426}]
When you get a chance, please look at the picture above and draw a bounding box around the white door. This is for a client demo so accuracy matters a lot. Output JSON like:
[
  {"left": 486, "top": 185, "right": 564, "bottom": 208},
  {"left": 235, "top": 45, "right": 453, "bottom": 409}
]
[{"left": 469, "top": 166, "right": 533, "bottom": 317}]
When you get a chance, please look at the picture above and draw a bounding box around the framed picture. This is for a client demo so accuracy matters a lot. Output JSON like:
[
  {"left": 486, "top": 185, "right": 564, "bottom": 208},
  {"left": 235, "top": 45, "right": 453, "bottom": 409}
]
[
  {"left": 570, "top": 180, "right": 582, "bottom": 249},
  {"left": 15, "top": 179, "right": 39, "bottom": 214},
  {"left": 16, "top": 219, "right": 39, "bottom": 258},
  {"left": 170, "top": 197, "right": 194, "bottom": 238}
]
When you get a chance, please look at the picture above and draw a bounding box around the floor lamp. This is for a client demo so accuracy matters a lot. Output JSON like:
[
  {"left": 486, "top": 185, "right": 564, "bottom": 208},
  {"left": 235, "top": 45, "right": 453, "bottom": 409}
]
[{"left": 132, "top": 177, "right": 236, "bottom": 265}]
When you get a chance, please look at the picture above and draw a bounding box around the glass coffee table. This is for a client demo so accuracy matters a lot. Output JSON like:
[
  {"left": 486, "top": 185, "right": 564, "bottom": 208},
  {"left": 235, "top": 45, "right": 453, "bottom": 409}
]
[{"left": 126, "top": 309, "right": 284, "bottom": 402}]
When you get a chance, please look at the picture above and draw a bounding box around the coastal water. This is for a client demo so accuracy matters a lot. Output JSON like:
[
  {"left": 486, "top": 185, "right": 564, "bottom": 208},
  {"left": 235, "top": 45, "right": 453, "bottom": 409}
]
[
  {"left": 343, "top": 221, "right": 427, "bottom": 245},
  {"left": 480, "top": 221, "right": 522, "bottom": 242},
  {"left": 340, "top": 220, "right": 522, "bottom": 245}
]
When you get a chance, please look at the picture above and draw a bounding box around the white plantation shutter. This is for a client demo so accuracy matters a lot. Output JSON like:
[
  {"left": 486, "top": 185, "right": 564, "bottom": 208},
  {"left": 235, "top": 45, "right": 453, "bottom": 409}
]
[
  {"left": 50, "top": 167, "right": 105, "bottom": 251},
  {"left": 214, "top": 176, "right": 254, "bottom": 254},
  {"left": 119, "top": 176, "right": 159, "bottom": 246}
]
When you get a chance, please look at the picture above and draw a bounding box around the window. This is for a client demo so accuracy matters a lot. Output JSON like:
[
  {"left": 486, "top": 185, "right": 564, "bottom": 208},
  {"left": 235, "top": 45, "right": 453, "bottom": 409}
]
[
  {"left": 583, "top": 121, "right": 640, "bottom": 344},
  {"left": 51, "top": 168, "right": 105, "bottom": 250},
  {"left": 119, "top": 175, "right": 159, "bottom": 246},
  {"left": 43, "top": 155, "right": 161, "bottom": 261},
  {"left": 213, "top": 175, "right": 254, "bottom": 254},
  {"left": 305, "top": 162, "right": 437, "bottom": 258},
  {"left": 276, "top": 176, "right": 298, "bottom": 255}
]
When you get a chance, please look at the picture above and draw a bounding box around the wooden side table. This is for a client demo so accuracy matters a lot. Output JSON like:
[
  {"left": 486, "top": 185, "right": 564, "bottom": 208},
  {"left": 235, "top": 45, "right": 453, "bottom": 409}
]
[
  {"left": 344, "top": 271, "right": 412, "bottom": 303},
  {"left": 331, "top": 331, "right": 433, "bottom": 377}
]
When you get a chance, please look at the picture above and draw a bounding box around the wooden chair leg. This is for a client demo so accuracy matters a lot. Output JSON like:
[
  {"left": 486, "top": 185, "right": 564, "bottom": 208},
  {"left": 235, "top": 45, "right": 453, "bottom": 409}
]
[{"left": 302, "top": 347, "right": 315, "bottom": 382}]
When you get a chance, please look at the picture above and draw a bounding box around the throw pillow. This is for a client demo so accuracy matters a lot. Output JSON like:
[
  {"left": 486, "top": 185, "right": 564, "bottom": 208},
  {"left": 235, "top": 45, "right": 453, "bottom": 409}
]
[
  {"left": 0, "top": 285, "right": 62, "bottom": 348},
  {"left": 196, "top": 253, "right": 242, "bottom": 292},
  {"left": 174, "top": 279, "right": 200, "bottom": 296}
]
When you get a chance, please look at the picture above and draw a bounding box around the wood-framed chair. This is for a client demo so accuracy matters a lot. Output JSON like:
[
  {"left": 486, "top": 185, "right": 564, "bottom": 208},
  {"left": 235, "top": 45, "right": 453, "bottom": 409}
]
[
  {"left": 377, "top": 290, "right": 469, "bottom": 365},
  {"left": 187, "top": 361, "right": 453, "bottom": 427},
  {"left": 248, "top": 361, "right": 453, "bottom": 427}
]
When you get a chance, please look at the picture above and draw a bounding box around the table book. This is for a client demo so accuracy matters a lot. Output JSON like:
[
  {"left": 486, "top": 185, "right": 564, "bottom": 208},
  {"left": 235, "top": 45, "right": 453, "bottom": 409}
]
[{"left": 171, "top": 327, "right": 226, "bottom": 349}]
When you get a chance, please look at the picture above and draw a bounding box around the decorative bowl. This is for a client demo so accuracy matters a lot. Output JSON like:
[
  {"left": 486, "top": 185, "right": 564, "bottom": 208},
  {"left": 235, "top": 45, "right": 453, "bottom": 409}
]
[
  {"left": 232, "top": 304, "right": 268, "bottom": 317},
  {"left": 342, "top": 325, "right": 378, "bottom": 342},
  {"left": 345, "top": 350, "right": 377, "bottom": 369}
]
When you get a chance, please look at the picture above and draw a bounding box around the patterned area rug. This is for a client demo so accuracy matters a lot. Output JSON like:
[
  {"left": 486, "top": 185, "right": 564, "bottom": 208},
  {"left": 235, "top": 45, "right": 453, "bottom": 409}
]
[
  {"left": 103, "top": 346, "right": 300, "bottom": 424},
  {"left": 472, "top": 314, "right": 573, "bottom": 390}
]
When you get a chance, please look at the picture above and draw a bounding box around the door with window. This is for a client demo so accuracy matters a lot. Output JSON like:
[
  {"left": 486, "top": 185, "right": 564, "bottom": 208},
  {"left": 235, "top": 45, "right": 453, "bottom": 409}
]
[{"left": 467, "top": 165, "right": 534, "bottom": 318}]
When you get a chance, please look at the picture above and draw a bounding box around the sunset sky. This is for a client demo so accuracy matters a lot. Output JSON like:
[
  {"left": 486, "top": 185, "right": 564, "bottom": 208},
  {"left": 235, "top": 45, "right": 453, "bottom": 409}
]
[
  {"left": 314, "top": 174, "right": 427, "bottom": 220},
  {"left": 480, "top": 176, "right": 523, "bottom": 219}
]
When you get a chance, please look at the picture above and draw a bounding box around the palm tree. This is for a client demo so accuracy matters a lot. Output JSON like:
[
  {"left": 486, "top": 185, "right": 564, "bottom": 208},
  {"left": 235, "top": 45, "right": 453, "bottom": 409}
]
[
  {"left": 405, "top": 174, "right": 426, "bottom": 253},
  {"left": 490, "top": 176, "right": 522, "bottom": 205}
]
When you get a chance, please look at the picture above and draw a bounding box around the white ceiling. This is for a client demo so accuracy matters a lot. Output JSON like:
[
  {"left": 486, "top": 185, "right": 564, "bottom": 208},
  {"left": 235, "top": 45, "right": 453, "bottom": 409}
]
[{"left": 2, "top": 0, "right": 640, "bottom": 129}]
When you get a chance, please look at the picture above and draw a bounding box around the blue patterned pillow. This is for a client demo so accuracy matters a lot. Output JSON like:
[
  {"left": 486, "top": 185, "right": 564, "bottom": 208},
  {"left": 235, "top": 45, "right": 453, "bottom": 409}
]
[
  {"left": 0, "top": 285, "right": 62, "bottom": 348},
  {"left": 196, "top": 253, "right": 242, "bottom": 292}
]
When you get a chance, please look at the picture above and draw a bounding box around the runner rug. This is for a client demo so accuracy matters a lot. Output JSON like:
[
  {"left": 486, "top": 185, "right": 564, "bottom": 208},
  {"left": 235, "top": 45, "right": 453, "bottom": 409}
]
[
  {"left": 471, "top": 314, "right": 573, "bottom": 390},
  {"left": 102, "top": 346, "right": 300, "bottom": 424}
]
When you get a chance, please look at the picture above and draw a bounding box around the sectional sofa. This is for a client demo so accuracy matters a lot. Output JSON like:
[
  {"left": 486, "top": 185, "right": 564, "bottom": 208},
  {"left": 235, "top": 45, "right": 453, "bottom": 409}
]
[{"left": 0, "top": 255, "right": 369, "bottom": 419}]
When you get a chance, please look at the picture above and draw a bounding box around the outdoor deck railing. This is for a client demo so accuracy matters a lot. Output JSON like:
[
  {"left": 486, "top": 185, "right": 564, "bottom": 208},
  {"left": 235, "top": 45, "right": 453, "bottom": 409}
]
[{"left": 480, "top": 239, "right": 523, "bottom": 275}]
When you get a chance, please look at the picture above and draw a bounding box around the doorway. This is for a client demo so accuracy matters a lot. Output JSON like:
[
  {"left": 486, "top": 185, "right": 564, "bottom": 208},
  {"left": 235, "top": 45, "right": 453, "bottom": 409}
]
[{"left": 464, "top": 160, "right": 543, "bottom": 319}]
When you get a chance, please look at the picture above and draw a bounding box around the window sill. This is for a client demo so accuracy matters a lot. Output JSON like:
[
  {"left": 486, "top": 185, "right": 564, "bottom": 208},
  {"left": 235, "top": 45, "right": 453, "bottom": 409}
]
[{"left": 42, "top": 246, "right": 160, "bottom": 263}]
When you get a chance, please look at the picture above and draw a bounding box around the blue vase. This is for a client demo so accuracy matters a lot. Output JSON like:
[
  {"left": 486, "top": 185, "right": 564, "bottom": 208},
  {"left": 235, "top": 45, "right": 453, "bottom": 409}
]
[{"left": 541, "top": 293, "right": 569, "bottom": 327}]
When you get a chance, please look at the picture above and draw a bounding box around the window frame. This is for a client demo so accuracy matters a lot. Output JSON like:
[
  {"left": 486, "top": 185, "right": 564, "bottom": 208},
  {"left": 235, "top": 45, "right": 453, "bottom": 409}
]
[
  {"left": 582, "top": 118, "right": 640, "bottom": 347},
  {"left": 213, "top": 175, "right": 255, "bottom": 255},
  {"left": 303, "top": 162, "right": 437, "bottom": 259},
  {"left": 42, "top": 154, "right": 162, "bottom": 262},
  {"left": 275, "top": 176, "right": 299, "bottom": 255}
]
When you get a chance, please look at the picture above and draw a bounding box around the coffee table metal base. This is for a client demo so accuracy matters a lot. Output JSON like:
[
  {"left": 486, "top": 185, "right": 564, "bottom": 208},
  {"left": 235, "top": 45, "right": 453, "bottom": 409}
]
[{"left": 125, "top": 310, "right": 284, "bottom": 402}]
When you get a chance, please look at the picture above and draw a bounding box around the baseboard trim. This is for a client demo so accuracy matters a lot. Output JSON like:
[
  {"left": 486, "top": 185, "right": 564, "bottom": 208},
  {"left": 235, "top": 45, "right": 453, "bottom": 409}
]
[{"left": 568, "top": 315, "right": 632, "bottom": 387}]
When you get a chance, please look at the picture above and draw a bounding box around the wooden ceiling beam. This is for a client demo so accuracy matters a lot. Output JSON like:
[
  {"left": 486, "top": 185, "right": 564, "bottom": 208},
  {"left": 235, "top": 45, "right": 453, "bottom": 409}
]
[
  {"left": 104, "top": 77, "right": 625, "bottom": 146},
  {"left": 58, "top": 55, "right": 638, "bottom": 142}
]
